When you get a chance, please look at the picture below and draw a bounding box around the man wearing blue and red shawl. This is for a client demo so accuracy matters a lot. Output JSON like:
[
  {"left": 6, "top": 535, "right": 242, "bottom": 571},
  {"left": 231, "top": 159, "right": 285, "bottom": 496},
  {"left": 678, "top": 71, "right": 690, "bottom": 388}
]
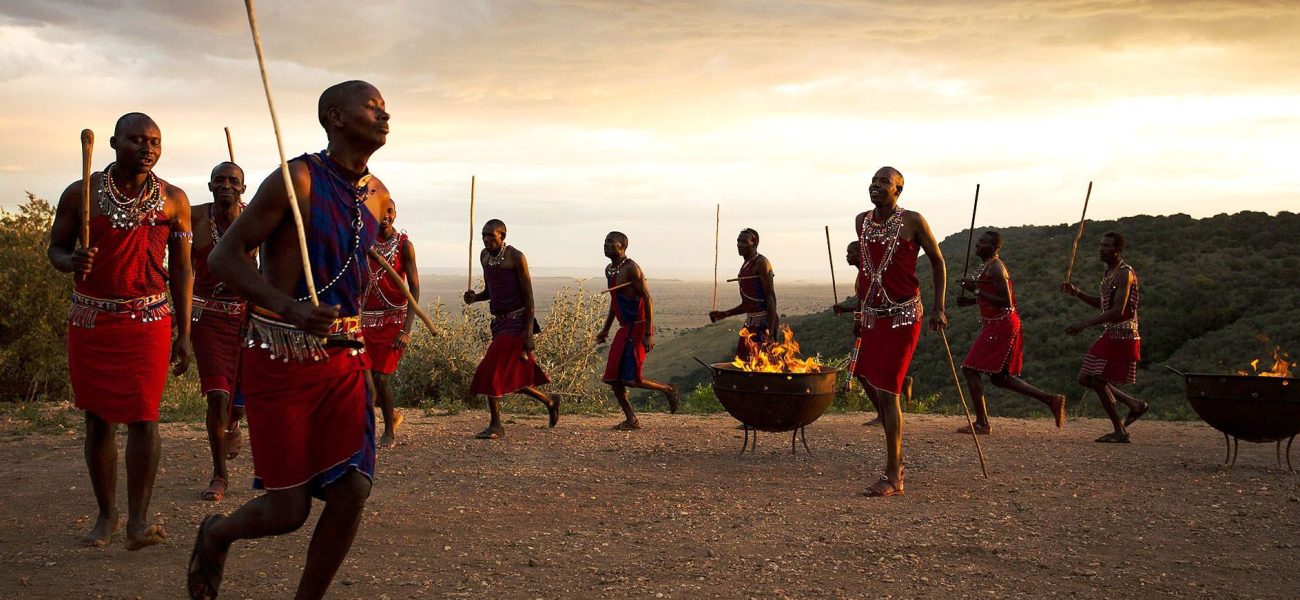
[
  {"left": 49, "top": 112, "right": 192, "bottom": 551},
  {"left": 463, "top": 219, "right": 560, "bottom": 440},
  {"left": 595, "top": 231, "right": 679, "bottom": 430},
  {"left": 850, "top": 166, "right": 947, "bottom": 498},
  {"left": 708, "top": 228, "right": 778, "bottom": 360},
  {"left": 189, "top": 81, "right": 387, "bottom": 600}
]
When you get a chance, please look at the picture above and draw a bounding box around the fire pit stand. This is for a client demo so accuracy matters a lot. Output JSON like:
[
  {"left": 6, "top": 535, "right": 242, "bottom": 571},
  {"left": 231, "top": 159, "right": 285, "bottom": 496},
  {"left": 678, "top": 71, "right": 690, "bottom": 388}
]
[
  {"left": 698, "top": 360, "right": 838, "bottom": 456},
  {"left": 1168, "top": 366, "right": 1299, "bottom": 473}
]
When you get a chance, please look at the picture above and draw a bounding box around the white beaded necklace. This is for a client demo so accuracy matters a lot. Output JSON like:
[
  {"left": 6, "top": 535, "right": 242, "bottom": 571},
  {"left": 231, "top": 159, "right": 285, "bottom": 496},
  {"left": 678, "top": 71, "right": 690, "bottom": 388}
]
[{"left": 99, "top": 164, "right": 163, "bottom": 229}]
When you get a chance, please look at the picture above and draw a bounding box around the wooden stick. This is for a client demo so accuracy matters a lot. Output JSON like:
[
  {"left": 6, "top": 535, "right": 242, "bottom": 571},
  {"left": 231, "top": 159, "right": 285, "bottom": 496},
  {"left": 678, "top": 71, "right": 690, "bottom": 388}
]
[
  {"left": 243, "top": 0, "right": 318, "bottom": 306},
  {"left": 939, "top": 329, "right": 990, "bottom": 479},
  {"left": 224, "top": 127, "right": 235, "bottom": 163},
  {"left": 959, "top": 183, "right": 980, "bottom": 297},
  {"left": 726, "top": 275, "right": 760, "bottom": 283},
  {"left": 602, "top": 281, "right": 633, "bottom": 294},
  {"left": 468, "top": 175, "right": 476, "bottom": 290},
  {"left": 369, "top": 249, "right": 437, "bottom": 336},
  {"left": 712, "top": 204, "right": 720, "bottom": 311},
  {"left": 79, "top": 129, "right": 93, "bottom": 249},
  {"left": 1063, "top": 181, "right": 1093, "bottom": 284},
  {"left": 824, "top": 225, "right": 838, "bottom": 304}
]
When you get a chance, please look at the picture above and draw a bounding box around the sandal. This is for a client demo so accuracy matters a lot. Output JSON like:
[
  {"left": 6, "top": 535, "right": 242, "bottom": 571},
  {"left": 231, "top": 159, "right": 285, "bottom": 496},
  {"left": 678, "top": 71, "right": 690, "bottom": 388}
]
[
  {"left": 1094, "top": 431, "right": 1131, "bottom": 443},
  {"left": 863, "top": 475, "right": 905, "bottom": 497},
  {"left": 957, "top": 422, "right": 991, "bottom": 435},
  {"left": 200, "top": 477, "right": 227, "bottom": 502}
]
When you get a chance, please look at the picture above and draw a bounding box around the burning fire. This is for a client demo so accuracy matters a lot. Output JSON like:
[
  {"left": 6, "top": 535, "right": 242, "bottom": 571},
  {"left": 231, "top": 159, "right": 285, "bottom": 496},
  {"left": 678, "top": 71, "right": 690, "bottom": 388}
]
[
  {"left": 731, "top": 325, "right": 822, "bottom": 373},
  {"left": 1237, "top": 347, "right": 1294, "bottom": 378}
]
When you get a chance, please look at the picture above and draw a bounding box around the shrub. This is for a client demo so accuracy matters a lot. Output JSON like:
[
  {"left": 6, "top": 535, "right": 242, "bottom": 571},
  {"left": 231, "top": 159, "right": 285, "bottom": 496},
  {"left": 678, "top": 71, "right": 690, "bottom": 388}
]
[{"left": 0, "top": 194, "right": 72, "bottom": 401}]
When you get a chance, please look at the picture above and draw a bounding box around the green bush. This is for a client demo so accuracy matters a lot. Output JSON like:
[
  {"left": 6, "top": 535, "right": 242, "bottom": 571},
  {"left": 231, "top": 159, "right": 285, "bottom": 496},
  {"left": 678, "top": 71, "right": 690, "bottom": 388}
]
[{"left": 0, "top": 194, "right": 72, "bottom": 401}]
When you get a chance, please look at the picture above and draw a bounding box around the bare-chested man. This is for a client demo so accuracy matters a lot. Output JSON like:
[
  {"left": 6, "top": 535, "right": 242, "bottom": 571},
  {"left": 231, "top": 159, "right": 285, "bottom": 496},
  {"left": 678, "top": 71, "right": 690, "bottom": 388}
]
[
  {"left": 1061, "top": 232, "right": 1148, "bottom": 443},
  {"left": 191, "top": 162, "right": 254, "bottom": 502},
  {"left": 463, "top": 219, "right": 559, "bottom": 439},
  {"left": 188, "top": 80, "right": 389, "bottom": 600},
  {"left": 361, "top": 198, "right": 419, "bottom": 449},
  {"left": 849, "top": 167, "right": 946, "bottom": 497},
  {"left": 955, "top": 231, "right": 1066, "bottom": 434},
  {"left": 48, "top": 112, "right": 192, "bottom": 549},
  {"left": 596, "top": 232, "right": 679, "bottom": 430},
  {"left": 708, "top": 228, "right": 778, "bottom": 359}
]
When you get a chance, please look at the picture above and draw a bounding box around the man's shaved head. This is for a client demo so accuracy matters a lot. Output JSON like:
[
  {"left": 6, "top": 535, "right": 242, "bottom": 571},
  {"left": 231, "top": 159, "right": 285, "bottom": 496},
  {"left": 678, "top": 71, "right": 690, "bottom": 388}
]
[
  {"left": 114, "top": 112, "right": 157, "bottom": 137},
  {"left": 209, "top": 161, "right": 243, "bottom": 182},
  {"left": 608, "top": 231, "right": 628, "bottom": 249},
  {"left": 877, "top": 166, "right": 903, "bottom": 186},
  {"left": 484, "top": 218, "right": 507, "bottom": 235},
  {"left": 318, "top": 80, "right": 378, "bottom": 128}
]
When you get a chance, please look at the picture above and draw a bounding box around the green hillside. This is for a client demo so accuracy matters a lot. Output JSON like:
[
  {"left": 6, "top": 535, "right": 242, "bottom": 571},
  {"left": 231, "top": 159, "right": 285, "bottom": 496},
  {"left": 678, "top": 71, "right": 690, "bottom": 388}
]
[{"left": 648, "top": 211, "right": 1300, "bottom": 420}]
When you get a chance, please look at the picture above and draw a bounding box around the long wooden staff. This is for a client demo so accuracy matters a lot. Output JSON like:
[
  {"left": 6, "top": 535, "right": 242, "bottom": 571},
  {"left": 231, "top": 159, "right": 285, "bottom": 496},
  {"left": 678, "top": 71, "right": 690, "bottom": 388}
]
[
  {"left": 224, "top": 127, "right": 235, "bottom": 163},
  {"left": 243, "top": 0, "right": 318, "bottom": 306},
  {"left": 824, "top": 225, "right": 838, "bottom": 304},
  {"left": 468, "top": 175, "right": 476, "bottom": 290},
  {"left": 368, "top": 249, "right": 437, "bottom": 336},
  {"left": 939, "top": 329, "right": 990, "bottom": 479},
  {"left": 712, "top": 204, "right": 720, "bottom": 311},
  {"left": 1063, "top": 181, "right": 1093, "bottom": 284},
  {"left": 959, "top": 183, "right": 980, "bottom": 298},
  {"left": 79, "top": 129, "right": 93, "bottom": 249}
]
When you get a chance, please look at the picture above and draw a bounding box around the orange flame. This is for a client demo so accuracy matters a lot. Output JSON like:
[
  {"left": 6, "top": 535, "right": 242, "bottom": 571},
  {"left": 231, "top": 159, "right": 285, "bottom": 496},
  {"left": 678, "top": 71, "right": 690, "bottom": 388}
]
[
  {"left": 1236, "top": 346, "right": 1293, "bottom": 378},
  {"left": 731, "top": 325, "right": 822, "bottom": 373}
]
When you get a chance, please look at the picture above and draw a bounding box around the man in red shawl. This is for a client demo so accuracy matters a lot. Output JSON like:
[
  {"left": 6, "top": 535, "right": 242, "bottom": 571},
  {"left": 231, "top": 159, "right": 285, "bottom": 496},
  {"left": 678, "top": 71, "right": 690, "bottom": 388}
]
[
  {"left": 596, "top": 231, "right": 678, "bottom": 430},
  {"left": 191, "top": 161, "right": 254, "bottom": 502},
  {"left": 955, "top": 230, "right": 1066, "bottom": 434},
  {"left": 708, "top": 228, "right": 778, "bottom": 360},
  {"left": 188, "top": 81, "right": 388, "bottom": 600},
  {"left": 1061, "top": 232, "right": 1147, "bottom": 443},
  {"left": 849, "top": 166, "right": 947, "bottom": 498},
  {"left": 463, "top": 219, "right": 560, "bottom": 439},
  {"left": 48, "top": 112, "right": 192, "bottom": 549},
  {"left": 361, "top": 198, "right": 418, "bottom": 449},
  {"left": 834, "top": 240, "right": 912, "bottom": 426}
]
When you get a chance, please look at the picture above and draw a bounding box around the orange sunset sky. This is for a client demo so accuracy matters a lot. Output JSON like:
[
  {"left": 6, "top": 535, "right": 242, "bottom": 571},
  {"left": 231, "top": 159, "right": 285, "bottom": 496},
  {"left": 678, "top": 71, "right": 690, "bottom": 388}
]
[{"left": 1, "top": 1, "right": 1297, "bottom": 278}]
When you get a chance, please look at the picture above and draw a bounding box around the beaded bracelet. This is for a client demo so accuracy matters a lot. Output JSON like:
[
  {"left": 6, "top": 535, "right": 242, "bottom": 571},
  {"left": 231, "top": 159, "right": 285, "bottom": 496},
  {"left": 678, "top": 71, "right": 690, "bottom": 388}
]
[{"left": 170, "top": 231, "right": 194, "bottom": 242}]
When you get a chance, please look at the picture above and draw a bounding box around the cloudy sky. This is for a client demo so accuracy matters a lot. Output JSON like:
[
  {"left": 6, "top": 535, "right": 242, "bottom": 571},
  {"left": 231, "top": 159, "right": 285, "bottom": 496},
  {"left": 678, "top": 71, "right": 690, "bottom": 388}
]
[{"left": 2, "top": 0, "right": 1297, "bottom": 279}]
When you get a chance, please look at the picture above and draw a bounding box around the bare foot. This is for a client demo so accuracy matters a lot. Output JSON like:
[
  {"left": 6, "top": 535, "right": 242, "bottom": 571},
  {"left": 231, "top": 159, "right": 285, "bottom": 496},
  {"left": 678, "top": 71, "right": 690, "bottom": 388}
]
[
  {"left": 1124, "top": 402, "right": 1148, "bottom": 428},
  {"left": 379, "top": 430, "right": 397, "bottom": 450},
  {"left": 475, "top": 424, "right": 505, "bottom": 439},
  {"left": 956, "top": 422, "right": 991, "bottom": 435},
  {"left": 188, "top": 515, "right": 228, "bottom": 600},
  {"left": 124, "top": 521, "right": 167, "bottom": 551},
  {"left": 666, "top": 385, "right": 680, "bottom": 414},
  {"left": 863, "top": 416, "right": 882, "bottom": 427},
  {"left": 1050, "top": 394, "right": 1067, "bottom": 429},
  {"left": 1095, "top": 431, "right": 1131, "bottom": 443},
  {"left": 547, "top": 395, "right": 561, "bottom": 428},
  {"left": 81, "top": 513, "right": 119, "bottom": 547},
  {"left": 612, "top": 419, "right": 641, "bottom": 431}
]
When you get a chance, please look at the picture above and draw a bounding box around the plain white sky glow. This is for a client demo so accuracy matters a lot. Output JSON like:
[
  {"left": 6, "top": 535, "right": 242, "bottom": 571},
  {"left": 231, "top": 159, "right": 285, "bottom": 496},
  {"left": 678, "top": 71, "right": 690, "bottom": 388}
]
[{"left": 2, "top": 1, "right": 1297, "bottom": 279}]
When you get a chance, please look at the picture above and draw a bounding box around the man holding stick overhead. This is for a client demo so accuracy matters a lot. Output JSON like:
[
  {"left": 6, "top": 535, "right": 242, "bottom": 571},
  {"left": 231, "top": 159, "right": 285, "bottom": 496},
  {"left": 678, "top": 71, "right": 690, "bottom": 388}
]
[
  {"left": 49, "top": 112, "right": 192, "bottom": 548},
  {"left": 708, "top": 228, "right": 778, "bottom": 359},
  {"left": 188, "top": 81, "right": 387, "bottom": 600},
  {"left": 362, "top": 198, "right": 419, "bottom": 449},
  {"left": 1061, "top": 232, "right": 1148, "bottom": 443},
  {"left": 596, "top": 232, "right": 679, "bottom": 430},
  {"left": 955, "top": 231, "right": 1066, "bottom": 434},
  {"left": 849, "top": 166, "right": 946, "bottom": 497},
  {"left": 191, "top": 162, "right": 256, "bottom": 502},
  {"left": 463, "top": 219, "right": 560, "bottom": 439}
]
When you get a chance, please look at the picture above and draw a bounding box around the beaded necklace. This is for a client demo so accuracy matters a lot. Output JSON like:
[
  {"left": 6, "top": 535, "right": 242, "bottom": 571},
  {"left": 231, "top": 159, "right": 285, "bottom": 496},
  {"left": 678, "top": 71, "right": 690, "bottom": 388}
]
[
  {"left": 486, "top": 244, "right": 509, "bottom": 268},
  {"left": 1099, "top": 260, "right": 1129, "bottom": 312},
  {"left": 974, "top": 254, "right": 1001, "bottom": 282},
  {"left": 293, "top": 154, "right": 368, "bottom": 302},
  {"left": 605, "top": 256, "right": 628, "bottom": 279},
  {"left": 366, "top": 231, "right": 406, "bottom": 308},
  {"left": 98, "top": 163, "right": 163, "bottom": 229},
  {"left": 857, "top": 207, "right": 907, "bottom": 305}
]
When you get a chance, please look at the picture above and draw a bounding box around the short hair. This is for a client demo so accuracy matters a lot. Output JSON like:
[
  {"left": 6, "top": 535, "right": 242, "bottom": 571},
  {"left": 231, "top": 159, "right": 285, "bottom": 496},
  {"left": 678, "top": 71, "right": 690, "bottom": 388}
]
[
  {"left": 740, "top": 228, "right": 759, "bottom": 244},
  {"left": 608, "top": 231, "right": 628, "bottom": 249},
  {"left": 1102, "top": 231, "right": 1126, "bottom": 252},
  {"left": 114, "top": 112, "right": 156, "bottom": 137},
  {"left": 318, "top": 80, "right": 375, "bottom": 128},
  {"left": 846, "top": 240, "right": 860, "bottom": 251},
  {"left": 879, "top": 166, "right": 904, "bottom": 187},
  {"left": 484, "top": 218, "right": 507, "bottom": 234},
  {"left": 982, "top": 230, "right": 1003, "bottom": 250},
  {"left": 209, "top": 161, "right": 244, "bottom": 182}
]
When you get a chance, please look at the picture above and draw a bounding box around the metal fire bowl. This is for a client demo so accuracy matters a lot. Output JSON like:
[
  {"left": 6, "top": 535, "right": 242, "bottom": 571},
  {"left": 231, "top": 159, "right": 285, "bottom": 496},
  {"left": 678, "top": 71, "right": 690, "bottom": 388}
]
[
  {"left": 710, "top": 363, "right": 837, "bottom": 433},
  {"left": 1175, "top": 370, "right": 1300, "bottom": 443}
]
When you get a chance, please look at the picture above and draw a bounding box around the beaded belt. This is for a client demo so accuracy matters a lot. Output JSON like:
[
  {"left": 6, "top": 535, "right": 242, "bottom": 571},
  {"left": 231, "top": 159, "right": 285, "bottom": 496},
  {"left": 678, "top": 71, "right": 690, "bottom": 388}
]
[
  {"left": 1103, "top": 319, "right": 1140, "bottom": 340},
  {"left": 246, "top": 308, "right": 363, "bottom": 363},
  {"left": 192, "top": 295, "right": 247, "bottom": 322},
  {"left": 857, "top": 296, "right": 922, "bottom": 329},
  {"left": 980, "top": 306, "right": 1016, "bottom": 323},
  {"left": 743, "top": 312, "right": 768, "bottom": 328},
  {"left": 361, "top": 306, "right": 407, "bottom": 328},
  {"left": 69, "top": 292, "right": 171, "bottom": 328}
]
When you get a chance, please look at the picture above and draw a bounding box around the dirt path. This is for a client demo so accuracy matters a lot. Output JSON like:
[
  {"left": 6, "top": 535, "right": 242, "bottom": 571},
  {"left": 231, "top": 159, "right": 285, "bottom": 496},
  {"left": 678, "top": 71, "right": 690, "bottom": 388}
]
[{"left": 1, "top": 413, "right": 1297, "bottom": 599}]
